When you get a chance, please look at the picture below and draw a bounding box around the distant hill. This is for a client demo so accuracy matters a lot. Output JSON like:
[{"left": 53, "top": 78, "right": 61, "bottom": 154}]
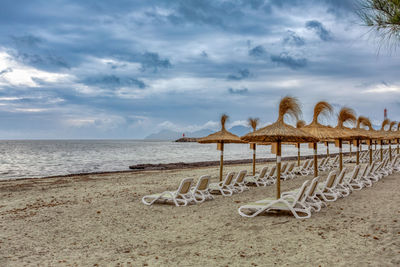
[{"left": 144, "top": 125, "right": 251, "bottom": 140}]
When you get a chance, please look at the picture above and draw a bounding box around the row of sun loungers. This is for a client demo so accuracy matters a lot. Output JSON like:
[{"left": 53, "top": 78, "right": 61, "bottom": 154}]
[{"left": 238, "top": 154, "right": 398, "bottom": 219}]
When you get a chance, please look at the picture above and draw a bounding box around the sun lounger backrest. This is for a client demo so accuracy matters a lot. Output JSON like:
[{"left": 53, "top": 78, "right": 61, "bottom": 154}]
[
  {"left": 259, "top": 167, "right": 268, "bottom": 178},
  {"left": 235, "top": 170, "right": 247, "bottom": 183},
  {"left": 336, "top": 168, "right": 347, "bottom": 184},
  {"left": 306, "top": 176, "right": 319, "bottom": 197},
  {"left": 281, "top": 162, "right": 288, "bottom": 173},
  {"left": 268, "top": 165, "right": 276, "bottom": 176},
  {"left": 178, "top": 178, "right": 194, "bottom": 194},
  {"left": 325, "top": 171, "right": 337, "bottom": 188},
  {"left": 289, "top": 162, "right": 295, "bottom": 171},
  {"left": 350, "top": 165, "right": 360, "bottom": 181},
  {"left": 196, "top": 175, "right": 211, "bottom": 191},
  {"left": 295, "top": 180, "right": 310, "bottom": 202},
  {"left": 360, "top": 164, "right": 368, "bottom": 178},
  {"left": 223, "top": 172, "right": 236, "bottom": 186}
]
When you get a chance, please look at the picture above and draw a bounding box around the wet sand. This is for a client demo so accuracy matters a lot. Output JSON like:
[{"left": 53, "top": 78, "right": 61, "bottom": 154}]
[{"left": 0, "top": 160, "right": 399, "bottom": 266}]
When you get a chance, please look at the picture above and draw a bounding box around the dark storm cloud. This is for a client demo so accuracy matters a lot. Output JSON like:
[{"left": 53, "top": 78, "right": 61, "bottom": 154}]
[
  {"left": 228, "top": 87, "right": 249, "bottom": 95},
  {"left": 283, "top": 31, "right": 305, "bottom": 46},
  {"left": 270, "top": 53, "right": 307, "bottom": 69},
  {"left": 249, "top": 45, "right": 267, "bottom": 57},
  {"left": 139, "top": 52, "right": 172, "bottom": 73},
  {"left": 227, "top": 69, "right": 250, "bottom": 80},
  {"left": 82, "top": 75, "right": 147, "bottom": 89},
  {"left": 305, "top": 20, "right": 333, "bottom": 41}
]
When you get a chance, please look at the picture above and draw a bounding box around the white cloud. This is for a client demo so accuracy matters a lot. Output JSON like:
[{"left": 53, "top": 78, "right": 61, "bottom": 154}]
[{"left": 0, "top": 50, "right": 71, "bottom": 88}]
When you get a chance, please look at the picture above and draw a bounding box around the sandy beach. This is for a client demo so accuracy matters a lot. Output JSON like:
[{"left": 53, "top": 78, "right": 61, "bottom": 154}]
[{"left": 0, "top": 160, "right": 399, "bottom": 266}]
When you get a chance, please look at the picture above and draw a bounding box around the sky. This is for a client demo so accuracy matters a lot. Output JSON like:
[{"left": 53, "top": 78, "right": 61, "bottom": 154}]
[{"left": 0, "top": 0, "right": 399, "bottom": 139}]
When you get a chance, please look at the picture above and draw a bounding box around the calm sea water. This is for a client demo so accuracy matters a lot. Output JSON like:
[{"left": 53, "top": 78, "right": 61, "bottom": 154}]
[{"left": 0, "top": 140, "right": 369, "bottom": 180}]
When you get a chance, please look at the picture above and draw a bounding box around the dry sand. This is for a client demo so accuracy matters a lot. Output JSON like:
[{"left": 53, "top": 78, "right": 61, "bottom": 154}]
[{"left": 0, "top": 161, "right": 399, "bottom": 266}]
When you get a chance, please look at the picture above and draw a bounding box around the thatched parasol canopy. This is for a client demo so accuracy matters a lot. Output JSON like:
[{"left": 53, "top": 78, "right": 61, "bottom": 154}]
[
  {"left": 335, "top": 107, "right": 368, "bottom": 140},
  {"left": 198, "top": 114, "right": 244, "bottom": 181},
  {"left": 354, "top": 116, "right": 375, "bottom": 164},
  {"left": 198, "top": 115, "right": 244, "bottom": 144},
  {"left": 241, "top": 96, "right": 318, "bottom": 199},
  {"left": 241, "top": 97, "right": 318, "bottom": 143},
  {"left": 301, "top": 101, "right": 338, "bottom": 141}
]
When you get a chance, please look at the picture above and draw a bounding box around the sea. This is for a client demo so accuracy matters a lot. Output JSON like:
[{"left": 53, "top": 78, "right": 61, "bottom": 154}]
[{"left": 0, "top": 140, "right": 369, "bottom": 180}]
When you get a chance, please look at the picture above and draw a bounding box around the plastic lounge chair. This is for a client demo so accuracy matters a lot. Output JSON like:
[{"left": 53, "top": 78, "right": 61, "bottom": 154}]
[
  {"left": 316, "top": 171, "right": 338, "bottom": 202},
  {"left": 238, "top": 180, "right": 311, "bottom": 219},
  {"left": 282, "top": 176, "right": 325, "bottom": 212},
  {"left": 331, "top": 168, "right": 350, "bottom": 197},
  {"left": 142, "top": 178, "right": 194, "bottom": 206},
  {"left": 345, "top": 165, "right": 363, "bottom": 191},
  {"left": 294, "top": 159, "right": 309, "bottom": 175},
  {"left": 190, "top": 175, "right": 213, "bottom": 203},
  {"left": 281, "top": 162, "right": 295, "bottom": 180},
  {"left": 209, "top": 172, "right": 236, "bottom": 196},
  {"left": 232, "top": 170, "right": 249, "bottom": 193},
  {"left": 244, "top": 166, "right": 269, "bottom": 187}
]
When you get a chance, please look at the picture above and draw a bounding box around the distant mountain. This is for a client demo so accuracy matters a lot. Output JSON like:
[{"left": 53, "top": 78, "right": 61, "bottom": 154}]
[
  {"left": 145, "top": 130, "right": 182, "bottom": 140},
  {"left": 144, "top": 125, "right": 250, "bottom": 140}
]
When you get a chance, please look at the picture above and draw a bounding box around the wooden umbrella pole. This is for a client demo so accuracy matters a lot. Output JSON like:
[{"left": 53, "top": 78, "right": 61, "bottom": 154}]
[
  {"left": 219, "top": 142, "right": 224, "bottom": 181},
  {"left": 297, "top": 143, "right": 300, "bottom": 166},
  {"left": 389, "top": 141, "right": 392, "bottom": 162},
  {"left": 397, "top": 139, "right": 399, "bottom": 154},
  {"left": 380, "top": 140, "right": 383, "bottom": 162},
  {"left": 369, "top": 140, "right": 373, "bottom": 165},
  {"left": 252, "top": 144, "right": 256, "bottom": 176},
  {"left": 313, "top": 142, "right": 318, "bottom": 177},
  {"left": 326, "top": 142, "right": 329, "bottom": 157},
  {"left": 356, "top": 139, "right": 360, "bottom": 165},
  {"left": 276, "top": 141, "right": 281, "bottom": 199},
  {"left": 339, "top": 140, "right": 343, "bottom": 171}
]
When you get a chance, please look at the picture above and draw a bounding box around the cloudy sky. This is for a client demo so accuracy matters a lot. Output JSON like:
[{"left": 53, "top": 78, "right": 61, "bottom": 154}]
[{"left": 0, "top": 0, "right": 399, "bottom": 139}]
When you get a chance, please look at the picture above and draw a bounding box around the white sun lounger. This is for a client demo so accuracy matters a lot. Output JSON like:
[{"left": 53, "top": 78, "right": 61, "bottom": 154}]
[
  {"left": 316, "top": 171, "right": 338, "bottom": 202},
  {"left": 238, "top": 180, "right": 311, "bottom": 219},
  {"left": 244, "top": 166, "right": 269, "bottom": 187},
  {"left": 190, "top": 175, "right": 213, "bottom": 203},
  {"left": 232, "top": 170, "right": 249, "bottom": 193},
  {"left": 142, "top": 177, "right": 194, "bottom": 206},
  {"left": 209, "top": 172, "right": 236, "bottom": 196}
]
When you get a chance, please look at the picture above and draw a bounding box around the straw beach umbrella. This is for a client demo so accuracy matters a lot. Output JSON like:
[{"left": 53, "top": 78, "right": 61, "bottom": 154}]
[
  {"left": 295, "top": 120, "right": 306, "bottom": 166},
  {"left": 378, "top": 119, "right": 390, "bottom": 161},
  {"left": 355, "top": 116, "right": 374, "bottom": 165},
  {"left": 334, "top": 107, "right": 358, "bottom": 171},
  {"left": 198, "top": 114, "right": 244, "bottom": 181},
  {"left": 248, "top": 117, "right": 259, "bottom": 176},
  {"left": 300, "top": 101, "right": 334, "bottom": 177},
  {"left": 241, "top": 96, "right": 318, "bottom": 199},
  {"left": 354, "top": 116, "right": 373, "bottom": 165}
]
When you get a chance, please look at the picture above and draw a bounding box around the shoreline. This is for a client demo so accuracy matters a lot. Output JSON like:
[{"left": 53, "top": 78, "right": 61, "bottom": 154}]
[{"left": 1, "top": 151, "right": 356, "bottom": 182}]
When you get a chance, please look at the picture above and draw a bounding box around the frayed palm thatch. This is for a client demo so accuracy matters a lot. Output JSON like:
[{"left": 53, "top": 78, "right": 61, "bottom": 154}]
[
  {"left": 377, "top": 118, "right": 394, "bottom": 140},
  {"left": 312, "top": 101, "right": 333, "bottom": 123},
  {"left": 301, "top": 101, "right": 347, "bottom": 141},
  {"left": 389, "top": 121, "right": 397, "bottom": 131},
  {"left": 337, "top": 107, "right": 356, "bottom": 128},
  {"left": 198, "top": 114, "right": 244, "bottom": 144},
  {"left": 380, "top": 118, "right": 390, "bottom": 130},
  {"left": 241, "top": 96, "right": 318, "bottom": 143},
  {"left": 248, "top": 118, "right": 259, "bottom": 132},
  {"left": 335, "top": 107, "right": 368, "bottom": 140},
  {"left": 296, "top": 120, "right": 306, "bottom": 128},
  {"left": 278, "top": 96, "right": 301, "bottom": 122}
]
